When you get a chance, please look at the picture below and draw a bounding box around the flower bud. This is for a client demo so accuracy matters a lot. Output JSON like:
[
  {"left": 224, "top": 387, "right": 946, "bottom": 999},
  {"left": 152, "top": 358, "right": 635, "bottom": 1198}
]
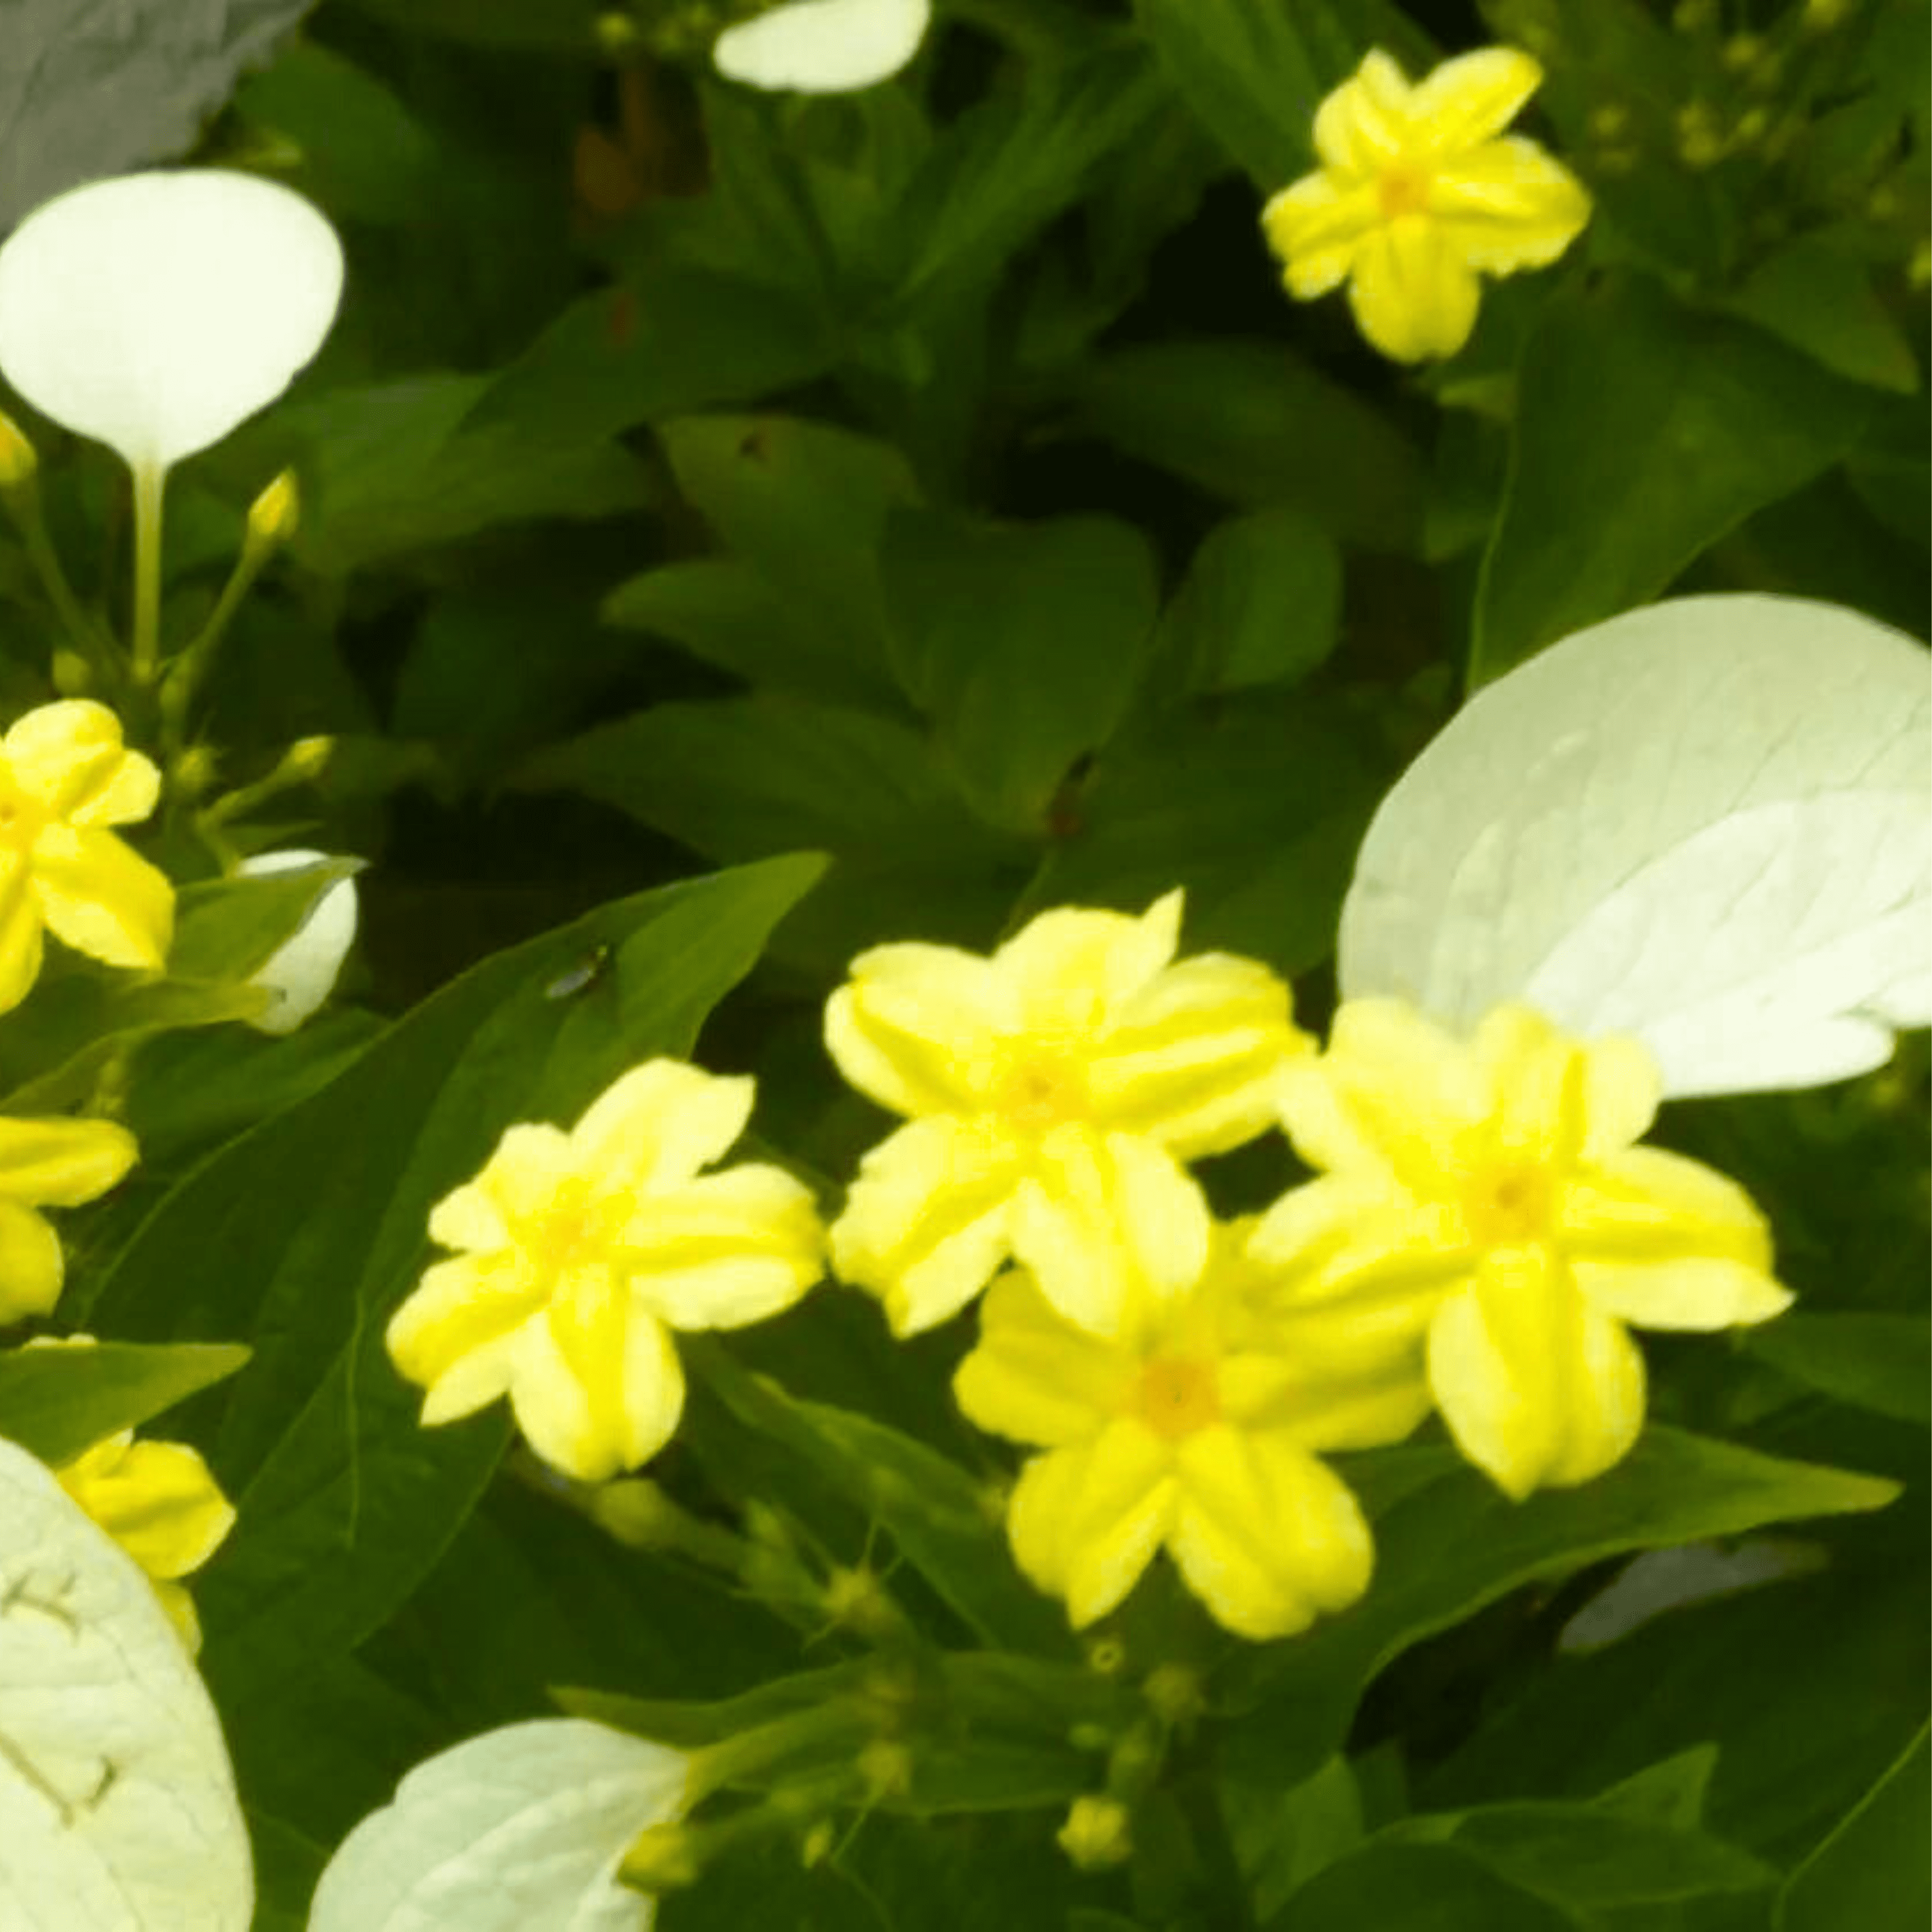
[
  {"left": 1057, "top": 1796, "right": 1132, "bottom": 1871},
  {"left": 247, "top": 468, "right": 299, "bottom": 547},
  {"left": 618, "top": 1822, "right": 700, "bottom": 1891},
  {"left": 0, "top": 409, "right": 36, "bottom": 488}
]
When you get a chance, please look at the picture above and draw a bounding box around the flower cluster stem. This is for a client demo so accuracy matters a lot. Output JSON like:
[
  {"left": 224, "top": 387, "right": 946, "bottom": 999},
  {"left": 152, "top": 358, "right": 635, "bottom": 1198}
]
[{"left": 129, "top": 461, "right": 166, "bottom": 683}]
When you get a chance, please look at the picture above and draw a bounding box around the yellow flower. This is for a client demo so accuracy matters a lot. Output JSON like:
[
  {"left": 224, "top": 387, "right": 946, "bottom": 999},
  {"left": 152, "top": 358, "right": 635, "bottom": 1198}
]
[
  {"left": 0, "top": 700, "right": 173, "bottom": 1011},
  {"left": 825, "top": 890, "right": 1307, "bottom": 1338},
  {"left": 1250, "top": 1001, "right": 1793, "bottom": 1499},
  {"left": 387, "top": 1060, "right": 824, "bottom": 1483},
  {"left": 56, "top": 1429, "right": 235, "bottom": 1652},
  {"left": 1261, "top": 47, "right": 1591, "bottom": 362},
  {"left": 0, "top": 1113, "right": 139, "bottom": 1319},
  {"left": 954, "top": 1227, "right": 1428, "bottom": 1641}
]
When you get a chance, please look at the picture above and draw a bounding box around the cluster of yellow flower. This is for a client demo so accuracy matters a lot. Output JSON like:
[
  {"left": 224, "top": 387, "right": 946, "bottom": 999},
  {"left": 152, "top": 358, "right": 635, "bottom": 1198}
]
[
  {"left": 389, "top": 889, "right": 1791, "bottom": 1645},
  {"left": 0, "top": 700, "right": 232, "bottom": 1647}
]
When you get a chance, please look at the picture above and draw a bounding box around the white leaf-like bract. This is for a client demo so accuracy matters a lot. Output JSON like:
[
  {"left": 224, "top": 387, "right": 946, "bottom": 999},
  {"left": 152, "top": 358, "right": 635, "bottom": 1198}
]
[
  {"left": 1338, "top": 594, "right": 1931, "bottom": 1096},
  {"left": 307, "top": 1718, "right": 691, "bottom": 1932},
  {"left": 238, "top": 849, "right": 361, "bottom": 1036},
  {"left": 714, "top": 0, "right": 930, "bottom": 93},
  {"left": 0, "top": 1437, "right": 252, "bottom": 1932},
  {"left": 0, "top": 170, "right": 343, "bottom": 473}
]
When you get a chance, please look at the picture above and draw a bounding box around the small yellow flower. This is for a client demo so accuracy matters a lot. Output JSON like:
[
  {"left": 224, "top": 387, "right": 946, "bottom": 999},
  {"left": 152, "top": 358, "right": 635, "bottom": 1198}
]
[
  {"left": 387, "top": 1060, "right": 824, "bottom": 1483},
  {"left": 0, "top": 700, "right": 173, "bottom": 1011},
  {"left": 825, "top": 890, "right": 1307, "bottom": 1338},
  {"left": 1261, "top": 47, "right": 1592, "bottom": 362},
  {"left": 0, "top": 1113, "right": 139, "bottom": 1319},
  {"left": 1250, "top": 1001, "right": 1793, "bottom": 1499},
  {"left": 954, "top": 1228, "right": 1428, "bottom": 1641},
  {"left": 1057, "top": 1795, "right": 1133, "bottom": 1871},
  {"left": 57, "top": 1429, "right": 235, "bottom": 1652}
]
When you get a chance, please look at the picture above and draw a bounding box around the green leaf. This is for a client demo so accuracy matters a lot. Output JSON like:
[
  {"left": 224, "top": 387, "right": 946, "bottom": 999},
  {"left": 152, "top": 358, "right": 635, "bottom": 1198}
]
[
  {"left": 464, "top": 270, "right": 836, "bottom": 449},
  {"left": 1074, "top": 339, "right": 1426, "bottom": 550},
  {"left": 1021, "top": 691, "right": 1385, "bottom": 976},
  {"left": 1223, "top": 1755, "right": 1367, "bottom": 1921},
  {"left": 0, "top": 1340, "right": 250, "bottom": 1467},
  {"left": 268, "top": 375, "right": 651, "bottom": 573},
  {"left": 81, "top": 857, "right": 824, "bottom": 1712},
  {"left": 1777, "top": 1724, "right": 1930, "bottom": 1932},
  {"left": 882, "top": 509, "right": 1161, "bottom": 832},
  {"left": 1744, "top": 1315, "right": 1931, "bottom": 1425},
  {"left": 1727, "top": 232, "right": 1922, "bottom": 396},
  {"left": 0, "top": 0, "right": 314, "bottom": 225},
  {"left": 1433, "top": 1799, "right": 1772, "bottom": 1908},
  {"left": 1473, "top": 282, "right": 1875, "bottom": 681},
  {"left": 1221, "top": 1429, "right": 1899, "bottom": 1791},
  {"left": 1157, "top": 504, "right": 1342, "bottom": 693},
  {"left": 655, "top": 413, "right": 922, "bottom": 706},
  {"left": 1263, "top": 1839, "right": 1574, "bottom": 1932},
  {"left": 1340, "top": 593, "right": 1931, "bottom": 1098},
  {"left": 1132, "top": 0, "right": 1430, "bottom": 188}
]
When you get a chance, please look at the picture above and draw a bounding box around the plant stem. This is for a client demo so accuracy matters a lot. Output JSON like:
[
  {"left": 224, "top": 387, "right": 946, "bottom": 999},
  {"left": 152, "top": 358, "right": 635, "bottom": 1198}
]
[{"left": 129, "top": 461, "right": 167, "bottom": 682}]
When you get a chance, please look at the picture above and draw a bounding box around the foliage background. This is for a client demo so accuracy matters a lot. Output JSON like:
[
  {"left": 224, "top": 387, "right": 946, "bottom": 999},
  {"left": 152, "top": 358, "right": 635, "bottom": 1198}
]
[{"left": 0, "top": 0, "right": 1924, "bottom": 1926}]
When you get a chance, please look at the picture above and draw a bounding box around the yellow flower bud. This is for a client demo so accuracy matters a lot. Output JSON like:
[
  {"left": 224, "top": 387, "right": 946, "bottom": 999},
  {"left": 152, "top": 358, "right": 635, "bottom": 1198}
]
[
  {"left": 1057, "top": 1796, "right": 1132, "bottom": 1871},
  {"left": 0, "top": 409, "right": 36, "bottom": 488},
  {"left": 1143, "top": 1664, "right": 1205, "bottom": 1726},
  {"left": 247, "top": 468, "right": 299, "bottom": 547},
  {"left": 618, "top": 1822, "right": 700, "bottom": 1891}
]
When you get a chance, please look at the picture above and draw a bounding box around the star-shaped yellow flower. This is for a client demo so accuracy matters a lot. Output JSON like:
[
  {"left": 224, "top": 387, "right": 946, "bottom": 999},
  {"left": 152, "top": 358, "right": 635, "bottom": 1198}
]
[
  {"left": 1261, "top": 47, "right": 1591, "bottom": 362},
  {"left": 387, "top": 1060, "right": 824, "bottom": 1483},
  {"left": 0, "top": 1112, "right": 139, "bottom": 1319},
  {"left": 955, "top": 1223, "right": 1429, "bottom": 1640},
  {"left": 824, "top": 890, "right": 1308, "bottom": 1338},
  {"left": 57, "top": 1428, "right": 235, "bottom": 1652},
  {"left": 1249, "top": 1001, "right": 1792, "bottom": 1498},
  {"left": 0, "top": 700, "right": 173, "bottom": 1011}
]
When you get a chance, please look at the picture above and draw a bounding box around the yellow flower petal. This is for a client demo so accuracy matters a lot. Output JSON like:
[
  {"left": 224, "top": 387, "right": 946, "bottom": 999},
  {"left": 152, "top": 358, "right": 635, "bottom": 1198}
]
[
  {"left": 1219, "top": 1352, "right": 1432, "bottom": 1449},
  {"left": 1560, "top": 1145, "right": 1772, "bottom": 1266},
  {"left": 57, "top": 1435, "right": 235, "bottom": 1580},
  {"left": 1249, "top": 1172, "right": 1470, "bottom": 1315},
  {"left": 1261, "top": 173, "right": 1384, "bottom": 298},
  {"left": 1170, "top": 1425, "right": 1374, "bottom": 1638},
  {"left": 470, "top": 1123, "right": 578, "bottom": 1229},
  {"left": 625, "top": 1164, "right": 823, "bottom": 1329},
  {"left": 426, "top": 1178, "right": 510, "bottom": 1255},
  {"left": 152, "top": 1577, "right": 204, "bottom": 1653},
  {"left": 825, "top": 942, "right": 998, "bottom": 1117},
  {"left": 29, "top": 821, "right": 173, "bottom": 969},
  {"left": 0, "top": 856, "right": 43, "bottom": 1012},
  {"left": 1312, "top": 50, "right": 1413, "bottom": 171},
  {"left": 386, "top": 1252, "right": 546, "bottom": 1400},
  {"left": 1428, "top": 1251, "right": 1646, "bottom": 1498},
  {"left": 1428, "top": 137, "right": 1593, "bottom": 272},
  {"left": 509, "top": 1271, "right": 684, "bottom": 1481},
  {"left": 1573, "top": 1255, "right": 1792, "bottom": 1333},
  {"left": 570, "top": 1060, "right": 754, "bottom": 1195},
  {"left": 1407, "top": 46, "right": 1545, "bottom": 154},
  {"left": 831, "top": 1114, "right": 1028, "bottom": 1336},
  {"left": 1006, "top": 1419, "right": 1176, "bottom": 1627},
  {"left": 1347, "top": 219, "right": 1483, "bottom": 362},
  {"left": 3, "top": 700, "right": 160, "bottom": 825},
  {"left": 995, "top": 891, "right": 1183, "bottom": 1040},
  {"left": 0, "top": 1113, "right": 137, "bottom": 1204},
  {"left": 1012, "top": 1127, "right": 1210, "bottom": 1334},
  {"left": 0, "top": 1198, "right": 64, "bottom": 1319},
  {"left": 953, "top": 1269, "right": 1138, "bottom": 1449},
  {"left": 1085, "top": 954, "right": 1306, "bottom": 1157}
]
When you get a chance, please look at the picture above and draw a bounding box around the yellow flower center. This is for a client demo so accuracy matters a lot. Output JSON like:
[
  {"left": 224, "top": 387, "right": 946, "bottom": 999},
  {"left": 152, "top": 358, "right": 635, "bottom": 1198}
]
[
  {"left": 993, "top": 1050, "right": 1089, "bottom": 1133},
  {"left": 527, "top": 1180, "right": 623, "bottom": 1275},
  {"left": 1377, "top": 163, "right": 1432, "bottom": 220},
  {"left": 1464, "top": 1160, "right": 1554, "bottom": 1247},
  {"left": 1135, "top": 1356, "right": 1220, "bottom": 1441}
]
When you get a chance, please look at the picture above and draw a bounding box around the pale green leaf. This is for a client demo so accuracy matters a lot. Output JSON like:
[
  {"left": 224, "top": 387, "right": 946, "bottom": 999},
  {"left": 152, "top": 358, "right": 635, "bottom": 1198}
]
[{"left": 1339, "top": 594, "right": 1931, "bottom": 1096}]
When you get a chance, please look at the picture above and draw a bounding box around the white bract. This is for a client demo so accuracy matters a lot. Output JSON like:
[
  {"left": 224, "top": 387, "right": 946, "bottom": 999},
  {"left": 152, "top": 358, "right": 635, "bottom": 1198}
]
[
  {"left": 714, "top": 0, "right": 930, "bottom": 92},
  {"left": 307, "top": 1718, "right": 691, "bottom": 1932},
  {"left": 238, "top": 849, "right": 360, "bottom": 1035},
  {"left": 0, "top": 169, "right": 343, "bottom": 473},
  {"left": 0, "top": 1436, "right": 252, "bottom": 1932},
  {"left": 1338, "top": 594, "right": 1931, "bottom": 1096}
]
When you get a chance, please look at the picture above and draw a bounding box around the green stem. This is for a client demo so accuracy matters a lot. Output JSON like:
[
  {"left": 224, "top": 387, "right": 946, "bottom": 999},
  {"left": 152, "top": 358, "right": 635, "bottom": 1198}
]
[
  {"left": 157, "top": 547, "right": 267, "bottom": 753},
  {"left": 129, "top": 461, "right": 167, "bottom": 682}
]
